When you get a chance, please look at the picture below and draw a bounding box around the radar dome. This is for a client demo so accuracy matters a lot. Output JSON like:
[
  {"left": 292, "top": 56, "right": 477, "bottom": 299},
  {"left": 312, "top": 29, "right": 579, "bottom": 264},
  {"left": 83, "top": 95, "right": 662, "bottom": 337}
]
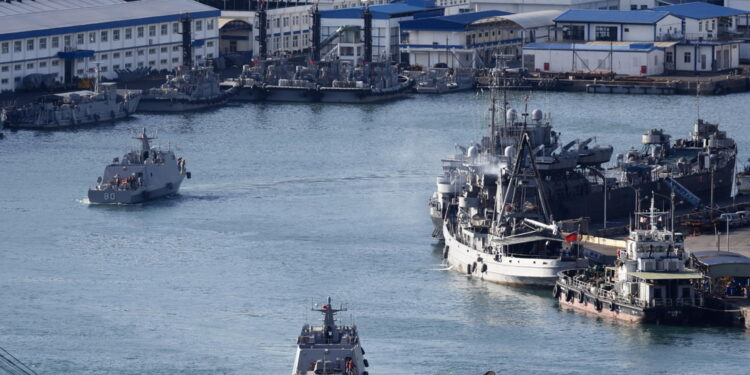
[
  {"left": 531, "top": 109, "right": 543, "bottom": 121},
  {"left": 504, "top": 145, "right": 516, "bottom": 158},
  {"left": 506, "top": 109, "right": 518, "bottom": 123},
  {"left": 467, "top": 145, "right": 480, "bottom": 158}
]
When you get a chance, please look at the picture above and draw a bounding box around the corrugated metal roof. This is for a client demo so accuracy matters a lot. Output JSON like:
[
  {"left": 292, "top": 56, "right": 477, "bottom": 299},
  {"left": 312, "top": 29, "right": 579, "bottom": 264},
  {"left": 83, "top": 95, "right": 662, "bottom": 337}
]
[
  {"left": 524, "top": 41, "right": 663, "bottom": 52},
  {"left": 652, "top": 2, "right": 748, "bottom": 20},
  {"left": 0, "top": 0, "right": 218, "bottom": 39},
  {"left": 471, "top": 9, "right": 562, "bottom": 29},
  {"left": 321, "top": 3, "right": 440, "bottom": 20},
  {"left": 555, "top": 9, "right": 671, "bottom": 24},
  {"left": 400, "top": 10, "right": 510, "bottom": 31},
  {"left": 692, "top": 251, "right": 750, "bottom": 266}
]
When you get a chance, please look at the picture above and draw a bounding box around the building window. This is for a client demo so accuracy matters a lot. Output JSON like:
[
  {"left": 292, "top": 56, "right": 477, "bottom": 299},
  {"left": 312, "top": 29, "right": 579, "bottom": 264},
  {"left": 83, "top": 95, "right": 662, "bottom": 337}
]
[
  {"left": 160, "top": 59, "right": 167, "bottom": 64},
  {"left": 14, "top": 64, "right": 21, "bottom": 71},
  {"left": 125, "top": 28, "right": 132, "bottom": 39},
  {"left": 640, "top": 4, "right": 647, "bottom": 9},
  {"left": 125, "top": 63, "right": 132, "bottom": 68},
  {"left": 77, "top": 33, "right": 84, "bottom": 45},
  {"left": 113, "top": 52, "right": 120, "bottom": 58},
  {"left": 595, "top": 26, "right": 617, "bottom": 41},
  {"left": 1, "top": 79, "right": 7, "bottom": 84},
  {"left": 101, "top": 66, "right": 108, "bottom": 72},
  {"left": 112, "top": 30, "right": 120, "bottom": 41},
  {"left": 684, "top": 51, "right": 691, "bottom": 63},
  {"left": 138, "top": 27, "right": 145, "bottom": 38},
  {"left": 562, "top": 25, "right": 584, "bottom": 41},
  {"left": 51, "top": 37, "right": 59, "bottom": 48},
  {"left": 101, "top": 31, "right": 108, "bottom": 42},
  {"left": 160, "top": 47, "right": 167, "bottom": 53},
  {"left": 207, "top": 19, "right": 214, "bottom": 30},
  {"left": 138, "top": 50, "right": 145, "bottom": 56},
  {"left": 207, "top": 41, "right": 214, "bottom": 47},
  {"left": 699, "top": 22, "right": 702, "bottom": 32},
  {"left": 39, "top": 38, "right": 47, "bottom": 49},
  {"left": 149, "top": 48, "right": 156, "bottom": 54},
  {"left": 207, "top": 53, "right": 213, "bottom": 58},
  {"left": 161, "top": 24, "right": 168, "bottom": 35},
  {"left": 89, "top": 32, "right": 96, "bottom": 43},
  {"left": 195, "top": 20, "right": 202, "bottom": 31},
  {"left": 40, "top": 61, "right": 47, "bottom": 68},
  {"left": 292, "top": 35, "right": 298, "bottom": 48},
  {"left": 149, "top": 60, "right": 155, "bottom": 66},
  {"left": 125, "top": 51, "right": 133, "bottom": 57},
  {"left": 114, "top": 64, "right": 120, "bottom": 70},
  {"left": 65, "top": 35, "right": 71, "bottom": 47},
  {"left": 172, "top": 57, "right": 179, "bottom": 63},
  {"left": 274, "top": 18, "right": 280, "bottom": 28},
  {"left": 173, "top": 23, "right": 179, "bottom": 33},
  {"left": 138, "top": 62, "right": 144, "bottom": 67},
  {"left": 1, "top": 65, "right": 7, "bottom": 72},
  {"left": 283, "top": 17, "right": 289, "bottom": 27},
  {"left": 1, "top": 42, "right": 7, "bottom": 54},
  {"left": 173, "top": 45, "right": 180, "bottom": 51},
  {"left": 293, "top": 16, "right": 299, "bottom": 25},
  {"left": 101, "top": 53, "right": 109, "bottom": 60},
  {"left": 26, "top": 63, "right": 33, "bottom": 69},
  {"left": 52, "top": 60, "right": 59, "bottom": 66},
  {"left": 27, "top": 39, "right": 34, "bottom": 51},
  {"left": 666, "top": 52, "right": 673, "bottom": 63},
  {"left": 149, "top": 25, "right": 156, "bottom": 37},
  {"left": 630, "top": 4, "right": 637, "bottom": 10},
  {"left": 283, "top": 36, "right": 289, "bottom": 48}
]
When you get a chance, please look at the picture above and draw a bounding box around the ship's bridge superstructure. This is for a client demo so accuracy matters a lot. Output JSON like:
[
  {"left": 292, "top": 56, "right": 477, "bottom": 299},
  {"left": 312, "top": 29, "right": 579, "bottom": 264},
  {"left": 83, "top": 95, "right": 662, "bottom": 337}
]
[{"left": 292, "top": 297, "right": 369, "bottom": 375}]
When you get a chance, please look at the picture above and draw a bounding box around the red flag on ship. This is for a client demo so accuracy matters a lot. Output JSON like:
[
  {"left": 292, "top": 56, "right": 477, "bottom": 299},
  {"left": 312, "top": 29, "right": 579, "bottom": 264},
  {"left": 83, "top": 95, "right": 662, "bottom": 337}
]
[{"left": 564, "top": 233, "right": 578, "bottom": 243}]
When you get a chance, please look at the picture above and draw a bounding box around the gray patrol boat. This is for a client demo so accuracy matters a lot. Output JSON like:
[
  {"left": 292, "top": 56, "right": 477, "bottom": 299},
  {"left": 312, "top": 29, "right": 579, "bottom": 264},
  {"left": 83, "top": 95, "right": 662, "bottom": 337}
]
[
  {"left": 88, "top": 129, "right": 190, "bottom": 204},
  {"left": 1, "top": 80, "right": 140, "bottom": 130},
  {"left": 292, "top": 297, "right": 370, "bottom": 375}
]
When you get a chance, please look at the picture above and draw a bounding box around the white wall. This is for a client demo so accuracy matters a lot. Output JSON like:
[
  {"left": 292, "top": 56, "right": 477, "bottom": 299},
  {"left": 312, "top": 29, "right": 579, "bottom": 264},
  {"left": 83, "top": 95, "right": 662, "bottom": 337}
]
[
  {"left": 0, "top": 16, "right": 219, "bottom": 92},
  {"left": 523, "top": 46, "right": 664, "bottom": 75},
  {"left": 683, "top": 16, "right": 738, "bottom": 40},
  {"left": 555, "top": 16, "right": 680, "bottom": 42},
  {"left": 322, "top": 17, "right": 406, "bottom": 62},
  {"left": 618, "top": 0, "right": 655, "bottom": 10}
]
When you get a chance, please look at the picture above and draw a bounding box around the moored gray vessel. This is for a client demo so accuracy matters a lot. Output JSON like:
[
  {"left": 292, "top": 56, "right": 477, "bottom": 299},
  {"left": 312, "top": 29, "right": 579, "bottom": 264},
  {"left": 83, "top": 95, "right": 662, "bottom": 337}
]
[
  {"left": 88, "top": 129, "right": 190, "bottom": 204},
  {"left": 292, "top": 297, "right": 370, "bottom": 375},
  {"left": 1, "top": 81, "right": 141, "bottom": 130},
  {"left": 137, "top": 65, "right": 238, "bottom": 112}
]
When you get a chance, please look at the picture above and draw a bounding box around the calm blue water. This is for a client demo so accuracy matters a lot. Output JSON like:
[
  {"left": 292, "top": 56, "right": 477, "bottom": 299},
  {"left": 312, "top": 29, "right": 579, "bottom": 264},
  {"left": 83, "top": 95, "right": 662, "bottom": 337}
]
[{"left": 1, "top": 91, "right": 750, "bottom": 375}]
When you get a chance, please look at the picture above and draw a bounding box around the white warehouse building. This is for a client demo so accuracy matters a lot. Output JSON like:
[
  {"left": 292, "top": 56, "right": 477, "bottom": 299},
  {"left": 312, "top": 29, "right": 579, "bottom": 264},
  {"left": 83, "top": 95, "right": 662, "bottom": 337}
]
[{"left": 0, "top": 0, "right": 220, "bottom": 92}]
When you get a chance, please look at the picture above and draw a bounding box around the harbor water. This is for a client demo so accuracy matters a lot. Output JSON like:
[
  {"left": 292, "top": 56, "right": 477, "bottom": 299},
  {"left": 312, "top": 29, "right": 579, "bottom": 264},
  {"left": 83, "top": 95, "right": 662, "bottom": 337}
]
[{"left": 1, "top": 92, "right": 750, "bottom": 374}]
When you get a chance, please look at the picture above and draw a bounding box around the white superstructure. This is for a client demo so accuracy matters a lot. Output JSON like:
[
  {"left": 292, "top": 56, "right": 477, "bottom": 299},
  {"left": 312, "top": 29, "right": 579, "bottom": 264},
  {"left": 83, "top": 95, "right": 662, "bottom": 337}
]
[{"left": 0, "top": 0, "right": 219, "bottom": 92}]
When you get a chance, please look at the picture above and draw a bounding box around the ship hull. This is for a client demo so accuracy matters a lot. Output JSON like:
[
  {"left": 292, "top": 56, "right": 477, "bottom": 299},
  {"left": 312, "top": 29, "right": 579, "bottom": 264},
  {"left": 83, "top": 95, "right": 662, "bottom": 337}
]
[
  {"left": 88, "top": 179, "right": 183, "bottom": 205},
  {"left": 263, "top": 86, "right": 320, "bottom": 102},
  {"left": 443, "top": 223, "right": 579, "bottom": 287},
  {"left": 319, "top": 85, "right": 411, "bottom": 104},
  {"left": 137, "top": 96, "right": 228, "bottom": 112},
  {"left": 4, "top": 97, "right": 140, "bottom": 130},
  {"left": 555, "top": 281, "right": 705, "bottom": 325},
  {"left": 227, "top": 86, "right": 265, "bottom": 102}
]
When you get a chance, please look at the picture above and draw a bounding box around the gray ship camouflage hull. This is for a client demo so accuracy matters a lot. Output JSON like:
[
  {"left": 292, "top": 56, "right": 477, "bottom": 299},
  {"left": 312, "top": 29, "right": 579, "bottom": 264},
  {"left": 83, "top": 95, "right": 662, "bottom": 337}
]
[{"left": 88, "top": 182, "right": 182, "bottom": 204}]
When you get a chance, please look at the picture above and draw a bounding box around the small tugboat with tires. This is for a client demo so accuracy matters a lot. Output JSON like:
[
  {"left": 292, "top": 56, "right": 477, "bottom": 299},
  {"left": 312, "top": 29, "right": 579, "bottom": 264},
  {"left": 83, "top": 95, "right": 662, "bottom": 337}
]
[
  {"left": 555, "top": 196, "right": 705, "bottom": 324},
  {"left": 292, "top": 297, "right": 370, "bottom": 375},
  {"left": 88, "top": 129, "right": 190, "bottom": 204}
]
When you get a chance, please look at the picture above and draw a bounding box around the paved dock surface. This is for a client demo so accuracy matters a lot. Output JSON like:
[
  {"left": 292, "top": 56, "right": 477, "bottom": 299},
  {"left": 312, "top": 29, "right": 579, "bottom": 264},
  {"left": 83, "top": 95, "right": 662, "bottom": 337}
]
[{"left": 685, "top": 226, "right": 750, "bottom": 258}]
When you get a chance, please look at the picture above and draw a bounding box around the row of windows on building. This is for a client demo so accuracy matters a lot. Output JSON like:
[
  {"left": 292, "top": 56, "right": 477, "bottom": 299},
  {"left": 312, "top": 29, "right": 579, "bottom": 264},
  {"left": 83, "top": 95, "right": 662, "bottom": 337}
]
[
  {"left": 267, "top": 14, "right": 309, "bottom": 29},
  {"left": 0, "top": 19, "right": 215, "bottom": 55},
  {"left": 270, "top": 34, "right": 309, "bottom": 50}
]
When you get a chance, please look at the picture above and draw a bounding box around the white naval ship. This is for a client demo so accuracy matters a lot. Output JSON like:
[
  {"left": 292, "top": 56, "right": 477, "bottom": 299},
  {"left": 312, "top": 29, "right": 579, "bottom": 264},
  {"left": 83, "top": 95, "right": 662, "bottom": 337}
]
[
  {"left": 88, "top": 129, "right": 190, "bottom": 204},
  {"left": 292, "top": 297, "right": 369, "bottom": 375},
  {"left": 442, "top": 131, "right": 585, "bottom": 286}
]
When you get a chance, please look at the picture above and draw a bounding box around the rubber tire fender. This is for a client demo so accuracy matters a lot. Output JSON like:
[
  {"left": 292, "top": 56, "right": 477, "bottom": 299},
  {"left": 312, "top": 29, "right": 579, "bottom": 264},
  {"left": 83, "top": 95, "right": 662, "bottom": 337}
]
[
  {"left": 553, "top": 285, "right": 561, "bottom": 299},
  {"left": 481, "top": 263, "right": 488, "bottom": 273}
]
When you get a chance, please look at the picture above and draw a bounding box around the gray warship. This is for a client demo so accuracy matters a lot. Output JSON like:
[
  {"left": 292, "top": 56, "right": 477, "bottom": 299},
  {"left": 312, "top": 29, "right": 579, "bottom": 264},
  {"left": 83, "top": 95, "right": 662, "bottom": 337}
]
[
  {"left": 430, "top": 66, "right": 736, "bottom": 240},
  {"left": 88, "top": 129, "right": 190, "bottom": 204},
  {"left": 415, "top": 67, "right": 475, "bottom": 94},
  {"left": 221, "top": 63, "right": 265, "bottom": 102},
  {"left": 292, "top": 297, "right": 370, "bottom": 375},
  {"left": 137, "top": 14, "right": 237, "bottom": 112},
  {"left": 1, "top": 80, "right": 141, "bottom": 130}
]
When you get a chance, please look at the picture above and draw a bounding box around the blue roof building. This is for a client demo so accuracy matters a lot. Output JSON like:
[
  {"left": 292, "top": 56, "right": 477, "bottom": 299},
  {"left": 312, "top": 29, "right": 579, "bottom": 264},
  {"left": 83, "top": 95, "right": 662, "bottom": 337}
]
[
  {"left": 652, "top": 2, "right": 748, "bottom": 20},
  {"left": 552, "top": 9, "right": 683, "bottom": 43},
  {"left": 319, "top": 0, "right": 443, "bottom": 63},
  {"left": 400, "top": 10, "right": 511, "bottom": 31}
]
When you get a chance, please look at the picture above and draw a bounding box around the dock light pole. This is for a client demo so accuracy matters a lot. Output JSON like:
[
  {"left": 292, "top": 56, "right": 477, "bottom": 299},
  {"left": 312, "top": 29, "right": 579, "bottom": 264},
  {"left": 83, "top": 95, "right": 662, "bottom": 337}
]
[
  {"left": 727, "top": 216, "right": 731, "bottom": 251},
  {"left": 603, "top": 176, "right": 607, "bottom": 229}
]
